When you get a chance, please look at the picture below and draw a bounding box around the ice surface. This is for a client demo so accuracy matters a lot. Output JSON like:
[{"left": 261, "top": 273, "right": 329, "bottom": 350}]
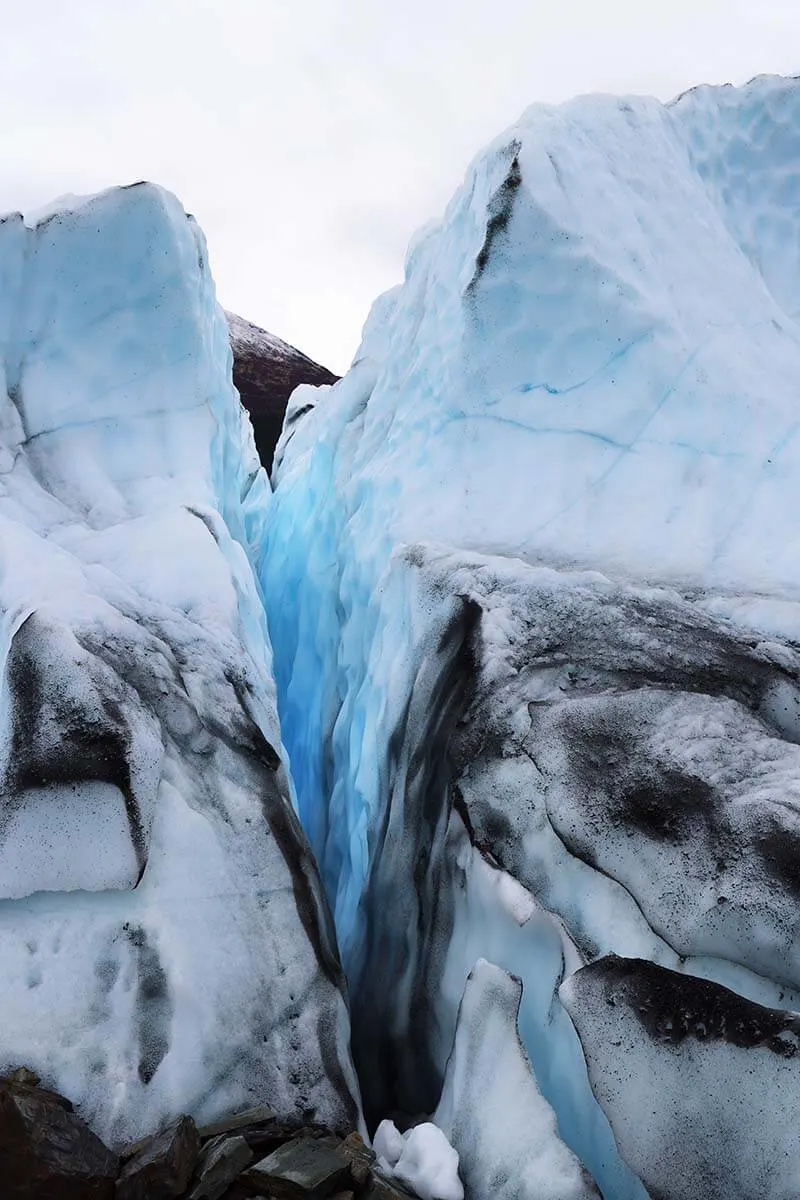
[
  {"left": 265, "top": 75, "right": 800, "bottom": 1198},
  {"left": 434, "top": 960, "right": 598, "bottom": 1200},
  {"left": 0, "top": 183, "right": 360, "bottom": 1144},
  {"left": 562, "top": 957, "right": 800, "bottom": 1200},
  {"left": 373, "top": 1118, "right": 406, "bottom": 1169}
]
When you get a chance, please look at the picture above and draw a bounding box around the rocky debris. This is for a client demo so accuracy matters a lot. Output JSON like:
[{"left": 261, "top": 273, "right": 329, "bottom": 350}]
[
  {"left": 339, "top": 1132, "right": 376, "bottom": 1187},
  {"left": 117, "top": 1116, "right": 200, "bottom": 1200},
  {"left": 362, "top": 1175, "right": 419, "bottom": 1200},
  {"left": 243, "top": 1135, "right": 355, "bottom": 1197},
  {"left": 188, "top": 1134, "right": 253, "bottom": 1199},
  {"left": 197, "top": 1105, "right": 276, "bottom": 1141},
  {"left": 226, "top": 311, "right": 338, "bottom": 469},
  {"left": 0, "top": 1070, "right": 119, "bottom": 1198},
  {"left": 0, "top": 1072, "right": 420, "bottom": 1200}
]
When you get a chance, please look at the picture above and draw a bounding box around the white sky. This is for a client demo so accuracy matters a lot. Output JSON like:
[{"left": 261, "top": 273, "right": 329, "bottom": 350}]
[{"left": 2, "top": 0, "right": 799, "bottom": 372}]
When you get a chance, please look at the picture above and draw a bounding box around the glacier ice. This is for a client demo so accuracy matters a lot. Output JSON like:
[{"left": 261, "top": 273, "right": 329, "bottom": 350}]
[
  {"left": 434, "top": 959, "right": 597, "bottom": 1200},
  {"left": 561, "top": 956, "right": 800, "bottom": 1200},
  {"left": 265, "top": 75, "right": 800, "bottom": 1198},
  {"left": 0, "top": 183, "right": 360, "bottom": 1145},
  {"left": 374, "top": 1119, "right": 464, "bottom": 1200}
]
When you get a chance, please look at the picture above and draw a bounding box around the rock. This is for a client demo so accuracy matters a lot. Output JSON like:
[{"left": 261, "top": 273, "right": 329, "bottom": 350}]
[
  {"left": 189, "top": 1134, "right": 253, "bottom": 1200},
  {"left": 0, "top": 1075, "right": 118, "bottom": 1198},
  {"left": 5, "top": 1066, "right": 41, "bottom": 1088},
  {"left": 362, "top": 1172, "right": 420, "bottom": 1200},
  {"left": 239, "top": 1120, "right": 334, "bottom": 1157},
  {"left": 243, "top": 1135, "right": 354, "bottom": 1198},
  {"left": 197, "top": 1105, "right": 277, "bottom": 1142},
  {"left": 215, "top": 1186, "right": 266, "bottom": 1200},
  {"left": 116, "top": 1114, "right": 200, "bottom": 1199},
  {"left": 338, "top": 1132, "right": 375, "bottom": 1186},
  {"left": 227, "top": 312, "right": 338, "bottom": 469}
]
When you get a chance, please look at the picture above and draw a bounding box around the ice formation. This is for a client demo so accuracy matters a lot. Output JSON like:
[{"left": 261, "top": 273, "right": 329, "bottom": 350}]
[
  {"left": 561, "top": 957, "right": 800, "bottom": 1200},
  {"left": 434, "top": 960, "right": 597, "bottom": 1200},
  {"left": 265, "top": 75, "right": 800, "bottom": 1199},
  {"left": 374, "top": 1119, "right": 463, "bottom": 1200},
  {"left": 0, "top": 183, "right": 360, "bottom": 1145}
]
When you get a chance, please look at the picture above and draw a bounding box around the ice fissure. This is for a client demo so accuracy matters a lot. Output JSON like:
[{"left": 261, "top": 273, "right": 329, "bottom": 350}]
[{"left": 264, "top": 75, "right": 800, "bottom": 1200}]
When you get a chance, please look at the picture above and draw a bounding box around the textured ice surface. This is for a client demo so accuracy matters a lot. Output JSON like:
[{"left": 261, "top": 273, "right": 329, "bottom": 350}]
[
  {"left": 0, "top": 183, "right": 360, "bottom": 1145},
  {"left": 434, "top": 960, "right": 597, "bottom": 1200},
  {"left": 562, "top": 957, "right": 800, "bottom": 1200},
  {"left": 266, "top": 76, "right": 800, "bottom": 1198}
]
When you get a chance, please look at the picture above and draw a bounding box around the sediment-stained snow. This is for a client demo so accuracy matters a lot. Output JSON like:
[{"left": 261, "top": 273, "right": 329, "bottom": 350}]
[{"left": 562, "top": 956, "right": 800, "bottom": 1200}]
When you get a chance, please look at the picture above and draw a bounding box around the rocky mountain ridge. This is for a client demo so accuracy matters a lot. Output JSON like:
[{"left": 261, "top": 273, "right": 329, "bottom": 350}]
[{"left": 227, "top": 312, "right": 338, "bottom": 469}]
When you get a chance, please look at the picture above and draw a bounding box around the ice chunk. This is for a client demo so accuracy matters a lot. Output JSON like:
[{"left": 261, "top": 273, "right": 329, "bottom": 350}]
[
  {"left": 373, "top": 1119, "right": 405, "bottom": 1169},
  {"left": 435, "top": 960, "right": 598, "bottom": 1200},
  {"left": 561, "top": 956, "right": 800, "bottom": 1200},
  {"left": 388, "top": 1123, "right": 463, "bottom": 1200}
]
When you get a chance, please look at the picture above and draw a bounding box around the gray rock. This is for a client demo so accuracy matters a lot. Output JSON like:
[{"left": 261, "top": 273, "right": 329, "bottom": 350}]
[
  {"left": 197, "top": 1104, "right": 276, "bottom": 1141},
  {"left": 189, "top": 1134, "right": 253, "bottom": 1200},
  {"left": 338, "top": 1132, "right": 375, "bottom": 1187},
  {"left": 363, "top": 1172, "right": 420, "bottom": 1200},
  {"left": 243, "top": 1135, "right": 354, "bottom": 1198},
  {"left": 0, "top": 1075, "right": 118, "bottom": 1199},
  {"left": 116, "top": 1114, "right": 199, "bottom": 1199}
]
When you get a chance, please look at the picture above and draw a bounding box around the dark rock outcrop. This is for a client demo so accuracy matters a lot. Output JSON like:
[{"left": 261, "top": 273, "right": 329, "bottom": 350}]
[
  {"left": 0, "top": 1072, "right": 119, "bottom": 1199},
  {"left": 0, "top": 1073, "right": 417, "bottom": 1200},
  {"left": 227, "top": 312, "right": 338, "bottom": 469},
  {"left": 243, "top": 1135, "right": 356, "bottom": 1198},
  {"left": 117, "top": 1115, "right": 200, "bottom": 1199}
]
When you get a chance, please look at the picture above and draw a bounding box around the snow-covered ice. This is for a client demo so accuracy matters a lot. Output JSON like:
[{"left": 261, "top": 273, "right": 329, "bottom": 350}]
[
  {"left": 265, "top": 75, "right": 800, "bottom": 1198},
  {"left": 434, "top": 959, "right": 598, "bottom": 1200},
  {"left": 374, "top": 1119, "right": 463, "bottom": 1200},
  {"left": 0, "top": 183, "right": 360, "bottom": 1144},
  {"left": 4, "top": 69, "right": 800, "bottom": 1200},
  {"left": 562, "top": 956, "right": 800, "bottom": 1200}
]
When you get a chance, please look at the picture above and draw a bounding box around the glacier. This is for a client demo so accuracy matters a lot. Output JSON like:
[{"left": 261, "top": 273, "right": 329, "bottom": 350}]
[
  {"left": 0, "top": 183, "right": 360, "bottom": 1146},
  {"left": 4, "top": 72, "right": 800, "bottom": 1200},
  {"left": 265, "top": 74, "right": 800, "bottom": 1200}
]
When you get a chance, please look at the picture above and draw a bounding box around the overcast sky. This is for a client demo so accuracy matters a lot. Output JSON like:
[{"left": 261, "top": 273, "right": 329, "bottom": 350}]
[{"left": 3, "top": 0, "right": 799, "bottom": 372}]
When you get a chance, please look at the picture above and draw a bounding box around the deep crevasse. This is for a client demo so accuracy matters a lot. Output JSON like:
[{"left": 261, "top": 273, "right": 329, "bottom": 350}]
[{"left": 262, "top": 76, "right": 800, "bottom": 1200}]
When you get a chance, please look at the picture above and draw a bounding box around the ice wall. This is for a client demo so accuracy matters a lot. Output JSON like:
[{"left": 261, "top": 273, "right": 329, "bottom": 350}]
[
  {"left": 0, "top": 184, "right": 360, "bottom": 1144},
  {"left": 266, "top": 76, "right": 800, "bottom": 1199}
]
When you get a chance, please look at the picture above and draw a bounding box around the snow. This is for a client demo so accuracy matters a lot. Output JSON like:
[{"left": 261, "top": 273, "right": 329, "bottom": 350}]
[
  {"left": 373, "top": 1118, "right": 406, "bottom": 1168},
  {"left": 227, "top": 309, "right": 324, "bottom": 370},
  {"left": 265, "top": 74, "right": 800, "bottom": 1198},
  {"left": 374, "top": 1120, "right": 463, "bottom": 1200},
  {"left": 0, "top": 182, "right": 360, "bottom": 1144}
]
